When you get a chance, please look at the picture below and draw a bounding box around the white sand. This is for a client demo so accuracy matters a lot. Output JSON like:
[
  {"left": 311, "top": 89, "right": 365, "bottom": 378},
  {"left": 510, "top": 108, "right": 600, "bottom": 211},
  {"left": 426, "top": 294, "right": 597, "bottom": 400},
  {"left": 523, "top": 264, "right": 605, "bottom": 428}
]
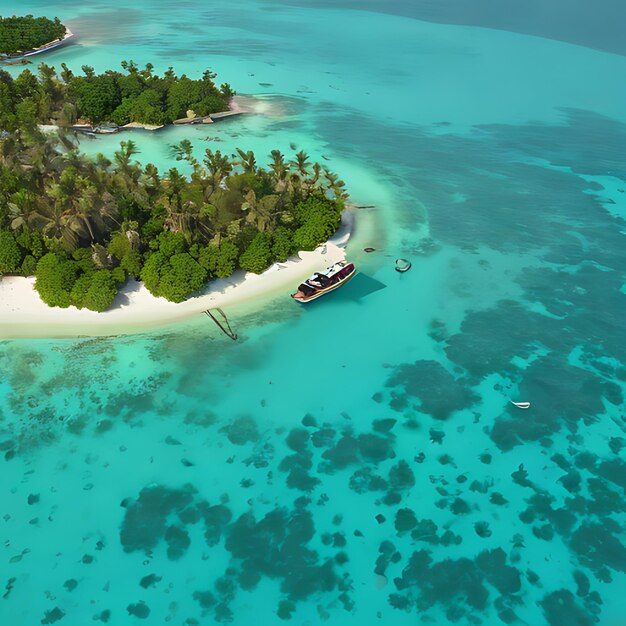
[{"left": 0, "top": 214, "right": 352, "bottom": 339}]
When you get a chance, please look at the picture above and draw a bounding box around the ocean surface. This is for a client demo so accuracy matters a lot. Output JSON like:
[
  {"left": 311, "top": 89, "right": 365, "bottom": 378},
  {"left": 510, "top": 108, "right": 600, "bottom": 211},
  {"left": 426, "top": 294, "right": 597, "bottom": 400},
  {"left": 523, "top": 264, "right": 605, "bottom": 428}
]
[{"left": 1, "top": 1, "right": 626, "bottom": 625}]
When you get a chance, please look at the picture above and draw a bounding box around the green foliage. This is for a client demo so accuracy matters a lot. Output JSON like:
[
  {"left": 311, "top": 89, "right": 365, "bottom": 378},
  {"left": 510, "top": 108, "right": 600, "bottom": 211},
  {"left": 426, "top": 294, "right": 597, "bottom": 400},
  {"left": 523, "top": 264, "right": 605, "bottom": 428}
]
[
  {"left": 140, "top": 251, "right": 166, "bottom": 295},
  {"left": 35, "top": 252, "right": 78, "bottom": 308},
  {"left": 108, "top": 231, "right": 142, "bottom": 277},
  {"left": 198, "top": 244, "right": 219, "bottom": 274},
  {"left": 164, "top": 72, "right": 232, "bottom": 121},
  {"left": 69, "top": 272, "right": 92, "bottom": 306},
  {"left": 291, "top": 195, "right": 342, "bottom": 251},
  {"left": 235, "top": 224, "right": 259, "bottom": 255},
  {"left": 141, "top": 216, "right": 165, "bottom": 240},
  {"left": 239, "top": 232, "right": 272, "bottom": 274},
  {"left": 69, "top": 268, "right": 120, "bottom": 311},
  {"left": 1, "top": 61, "right": 231, "bottom": 127},
  {"left": 35, "top": 251, "right": 121, "bottom": 310},
  {"left": 0, "top": 229, "right": 22, "bottom": 273},
  {"left": 13, "top": 70, "right": 39, "bottom": 99},
  {"left": 121, "top": 249, "right": 143, "bottom": 277},
  {"left": 292, "top": 194, "right": 342, "bottom": 231},
  {"left": 140, "top": 251, "right": 206, "bottom": 302},
  {"left": 69, "top": 74, "right": 120, "bottom": 124},
  {"left": 271, "top": 226, "right": 295, "bottom": 262},
  {"left": 1, "top": 116, "right": 348, "bottom": 306},
  {"left": 215, "top": 242, "right": 240, "bottom": 278},
  {"left": 155, "top": 230, "right": 187, "bottom": 256},
  {"left": 0, "top": 16, "right": 66, "bottom": 56},
  {"left": 111, "top": 265, "right": 126, "bottom": 283},
  {"left": 292, "top": 220, "right": 329, "bottom": 251},
  {"left": 21, "top": 254, "right": 37, "bottom": 275},
  {"left": 15, "top": 229, "right": 45, "bottom": 258},
  {"left": 159, "top": 253, "right": 207, "bottom": 302},
  {"left": 198, "top": 241, "right": 241, "bottom": 279},
  {"left": 0, "top": 78, "right": 18, "bottom": 131},
  {"left": 119, "top": 89, "right": 166, "bottom": 125},
  {"left": 81, "top": 270, "right": 119, "bottom": 312},
  {"left": 107, "top": 231, "right": 131, "bottom": 259}
]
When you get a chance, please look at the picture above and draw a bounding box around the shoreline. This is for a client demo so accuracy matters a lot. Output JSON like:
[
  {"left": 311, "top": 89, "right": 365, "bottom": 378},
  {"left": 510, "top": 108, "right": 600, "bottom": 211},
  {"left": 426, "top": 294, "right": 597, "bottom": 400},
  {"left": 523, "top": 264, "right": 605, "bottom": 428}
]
[
  {"left": 0, "top": 28, "right": 74, "bottom": 63},
  {"left": 0, "top": 212, "right": 354, "bottom": 340},
  {"left": 65, "top": 96, "right": 252, "bottom": 136}
]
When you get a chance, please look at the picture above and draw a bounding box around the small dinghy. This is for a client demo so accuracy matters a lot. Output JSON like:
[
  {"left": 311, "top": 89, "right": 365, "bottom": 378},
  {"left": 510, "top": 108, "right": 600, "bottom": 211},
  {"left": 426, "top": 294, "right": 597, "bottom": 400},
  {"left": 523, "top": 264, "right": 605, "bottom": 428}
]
[
  {"left": 292, "top": 260, "right": 356, "bottom": 303},
  {"left": 395, "top": 258, "right": 412, "bottom": 273},
  {"left": 510, "top": 401, "right": 531, "bottom": 409}
]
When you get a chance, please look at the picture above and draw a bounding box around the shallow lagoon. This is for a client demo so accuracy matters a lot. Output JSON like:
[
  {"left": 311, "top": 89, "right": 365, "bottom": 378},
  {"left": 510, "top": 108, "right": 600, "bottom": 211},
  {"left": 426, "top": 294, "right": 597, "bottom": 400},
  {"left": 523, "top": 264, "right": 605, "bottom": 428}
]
[{"left": 1, "top": 1, "right": 625, "bottom": 624}]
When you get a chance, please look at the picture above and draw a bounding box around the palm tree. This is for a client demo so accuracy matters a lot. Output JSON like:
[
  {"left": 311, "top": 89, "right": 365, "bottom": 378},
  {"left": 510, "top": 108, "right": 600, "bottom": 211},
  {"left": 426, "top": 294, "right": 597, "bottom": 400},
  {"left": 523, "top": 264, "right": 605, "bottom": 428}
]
[
  {"left": 83, "top": 154, "right": 112, "bottom": 195},
  {"left": 292, "top": 150, "right": 310, "bottom": 178},
  {"left": 97, "top": 191, "right": 120, "bottom": 229},
  {"left": 75, "top": 185, "right": 105, "bottom": 242},
  {"left": 234, "top": 148, "right": 256, "bottom": 174},
  {"left": 39, "top": 187, "right": 81, "bottom": 249},
  {"left": 305, "top": 162, "right": 322, "bottom": 196},
  {"left": 163, "top": 167, "right": 199, "bottom": 236},
  {"left": 165, "top": 167, "right": 185, "bottom": 213},
  {"left": 28, "top": 141, "right": 65, "bottom": 195},
  {"left": 7, "top": 189, "right": 38, "bottom": 231},
  {"left": 323, "top": 170, "right": 349, "bottom": 201},
  {"left": 114, "top": 140, "right": 140, "bottom": 174},
  {"left": 203, "top": 149, "right": 232, "bottom": 193},
  {"left": 171, "top": 139, "right": 199, "bottom": 172},
  {"left": 268, "top": 149, "right": 287, "bottom": 191},
  {"left": 143, "top": 163, "right": 161, "bottom": 203},
  {"left": 241, "top": 190, "right": 283, "bottom": 232},
  {"left": 287, "top": 171, "right": 302, "bottom": 195},
  {"left": 113, "top": 140, "right": 142, "bottom": 192},
  {"left": 140, "top": 63, "right": 154, "bottom": 79}
]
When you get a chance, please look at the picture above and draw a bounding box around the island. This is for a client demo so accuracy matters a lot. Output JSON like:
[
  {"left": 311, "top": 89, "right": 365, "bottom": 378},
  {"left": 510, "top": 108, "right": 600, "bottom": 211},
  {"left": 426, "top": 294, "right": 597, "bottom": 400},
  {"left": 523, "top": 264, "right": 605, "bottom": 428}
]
[
  {"left": 0, "top": 15, "right": 71, "bottom": 61},
  {"left": 0, "top": 61, "right": 235, "bottom": 131},
  {"left": 0, "top": 81, "right": 349, "bottom": 315}
]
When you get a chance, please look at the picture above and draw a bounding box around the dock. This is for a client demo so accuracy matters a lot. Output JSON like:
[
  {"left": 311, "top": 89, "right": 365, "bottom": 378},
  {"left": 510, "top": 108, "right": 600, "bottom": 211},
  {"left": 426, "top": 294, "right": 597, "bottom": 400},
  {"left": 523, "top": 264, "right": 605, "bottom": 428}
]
[
  {"left": 173, "top": 115, "right": 211, "bottom": 125},
  {"left": 173, "top": 110, "right": 245, "bottom": 125},
  {"left": 209, "top": 110, "right": 245, "bottom": 121}
]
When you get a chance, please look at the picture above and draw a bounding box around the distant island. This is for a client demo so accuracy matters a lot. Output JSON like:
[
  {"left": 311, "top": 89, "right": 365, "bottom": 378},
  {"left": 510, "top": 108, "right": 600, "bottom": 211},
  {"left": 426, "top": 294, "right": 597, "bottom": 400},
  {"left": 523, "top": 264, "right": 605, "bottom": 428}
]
[
  {"left": 0, "top": 15, "right": 67, "bottom": 57},
  {"left": 0, "top": 61, "right": 235, "bottom": 129}
]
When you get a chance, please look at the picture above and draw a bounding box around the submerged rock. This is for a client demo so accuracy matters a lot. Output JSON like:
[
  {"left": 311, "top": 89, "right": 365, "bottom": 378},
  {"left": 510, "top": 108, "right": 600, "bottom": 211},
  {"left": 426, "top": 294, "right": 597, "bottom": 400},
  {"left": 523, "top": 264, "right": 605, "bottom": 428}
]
[
  {"left": 41, "top": 607, "right": 65, "bottom": 624},
  {"left": 221, "top": 416, "right": 259, "bottom": 445},
  {"left": 127, "top": 601, "right": 150, "bottom": 619}
]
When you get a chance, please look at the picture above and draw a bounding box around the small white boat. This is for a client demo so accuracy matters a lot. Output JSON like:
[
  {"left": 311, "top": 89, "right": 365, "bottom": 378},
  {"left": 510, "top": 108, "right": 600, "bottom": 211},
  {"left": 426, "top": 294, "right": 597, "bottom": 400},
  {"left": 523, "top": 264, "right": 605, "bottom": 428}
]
[{"left": 510, "top": 401, "right": 531, "bottom": 409}]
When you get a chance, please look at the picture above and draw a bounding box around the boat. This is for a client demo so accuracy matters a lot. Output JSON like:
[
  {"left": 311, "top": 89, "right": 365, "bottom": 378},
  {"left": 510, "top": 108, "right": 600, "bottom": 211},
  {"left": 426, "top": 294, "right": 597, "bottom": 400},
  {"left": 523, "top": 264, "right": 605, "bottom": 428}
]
[
  {"left": 292, "top": 260, "right": 356, "bottom": 303},
  {"left": 510, "top": 400, "right": 531, "bottom": 409}
]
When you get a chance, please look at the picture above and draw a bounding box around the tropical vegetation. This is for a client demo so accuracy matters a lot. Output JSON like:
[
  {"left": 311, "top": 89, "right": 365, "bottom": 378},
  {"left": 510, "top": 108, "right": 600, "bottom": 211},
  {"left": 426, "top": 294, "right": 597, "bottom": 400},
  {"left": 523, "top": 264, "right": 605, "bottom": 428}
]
[
  {"left": 0, "top": 15, "right": 66, "bottom": 56},
  {"left": 0, "top": 125, "right": 348, "bottom": 310},
  {"left": 0, "top": 61, "right": 234, "bottom": 127}
]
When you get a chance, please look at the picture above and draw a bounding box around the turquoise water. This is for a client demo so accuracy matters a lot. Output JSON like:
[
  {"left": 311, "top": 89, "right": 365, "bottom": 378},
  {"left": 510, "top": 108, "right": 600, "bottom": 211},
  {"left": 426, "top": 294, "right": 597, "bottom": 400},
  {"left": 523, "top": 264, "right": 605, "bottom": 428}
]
[{"left": 2, "top": 1, "right": 626, "bottom": 625}]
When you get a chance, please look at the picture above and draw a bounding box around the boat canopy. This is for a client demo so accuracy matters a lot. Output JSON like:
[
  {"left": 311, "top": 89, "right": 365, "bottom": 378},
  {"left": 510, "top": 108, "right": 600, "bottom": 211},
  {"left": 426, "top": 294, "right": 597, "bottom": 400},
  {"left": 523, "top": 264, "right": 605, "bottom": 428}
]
[{"left": 305, "top": 260, "right": 347, "bottom": 282}]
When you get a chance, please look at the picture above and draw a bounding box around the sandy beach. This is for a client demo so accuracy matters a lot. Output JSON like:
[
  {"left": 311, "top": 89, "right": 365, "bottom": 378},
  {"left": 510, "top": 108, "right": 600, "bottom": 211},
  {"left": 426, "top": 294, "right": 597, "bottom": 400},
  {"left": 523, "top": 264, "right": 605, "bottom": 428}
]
[{"left": 0, "top": 214, "right": 352, "bottom": 339}]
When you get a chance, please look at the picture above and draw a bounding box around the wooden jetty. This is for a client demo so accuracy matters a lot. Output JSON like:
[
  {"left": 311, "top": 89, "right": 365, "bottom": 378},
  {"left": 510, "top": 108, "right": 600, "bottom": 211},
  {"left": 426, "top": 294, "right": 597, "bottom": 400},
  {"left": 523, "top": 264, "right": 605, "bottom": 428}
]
[
  {"left": 209, "top": 110, "right": 244, "bottom": 121},
  {"left": 174, "top": 110, "right": 244, "bottom": 125}
]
